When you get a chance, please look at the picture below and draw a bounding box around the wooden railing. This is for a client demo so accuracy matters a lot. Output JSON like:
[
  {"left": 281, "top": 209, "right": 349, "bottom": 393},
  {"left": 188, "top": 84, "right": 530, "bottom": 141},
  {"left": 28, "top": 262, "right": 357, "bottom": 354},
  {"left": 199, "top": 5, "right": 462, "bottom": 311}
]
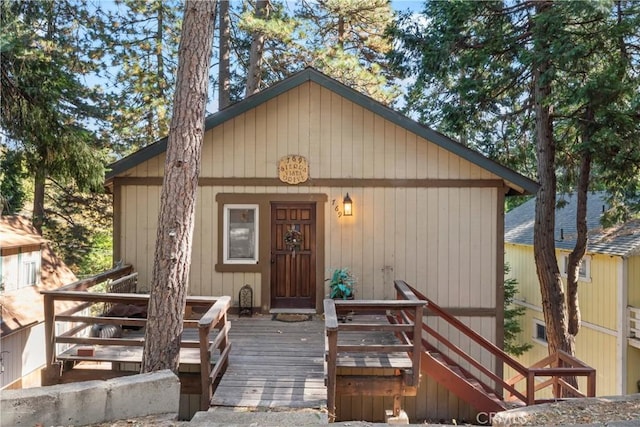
[
  {"left": 629, "top": 306, "right": 640, "bottom": 342},
  {"left": 324, "top": 288, "right": 425, "bottom": 423},
  {"left": 395, "top": 280, "right": 596, "bottom": 406},
  {"left": 41, "top": 265, "right": 231, "bottom": 410}
]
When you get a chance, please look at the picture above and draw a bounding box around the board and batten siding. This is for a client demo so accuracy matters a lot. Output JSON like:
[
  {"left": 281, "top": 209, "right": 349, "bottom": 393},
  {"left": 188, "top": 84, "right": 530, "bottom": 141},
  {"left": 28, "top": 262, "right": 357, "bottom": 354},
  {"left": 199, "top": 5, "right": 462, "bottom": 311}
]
[
  {"left": 115, "top": 81, "right": 503, "bottom": 311},
  {"left": 118, "top": 185, "right": 497, "bottom": 307},
  {"left": 119, "top": 82, "right": 498, "bottom": 181}
]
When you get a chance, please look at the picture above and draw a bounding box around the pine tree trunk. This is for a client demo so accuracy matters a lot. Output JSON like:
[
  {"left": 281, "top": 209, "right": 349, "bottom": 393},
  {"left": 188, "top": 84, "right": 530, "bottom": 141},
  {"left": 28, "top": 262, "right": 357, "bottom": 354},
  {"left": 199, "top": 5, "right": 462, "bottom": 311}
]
[
  {"left": 245, "top": 0, "right": 269, "bottom": 97},
  {"left": 566, "top": 150, "right": 591, "bottom": 336},
  {"left": 32, "top": 168, "right": 46, "bottom": 234},
  {"left": 532, "top": 0, "right": 577, "bottom": 395},
  {"left": 141, "top": 0, "right": 217, "bottom": 374},
  {"left": 219, "top": 0, "right": 230, "bottom": 109},
  {"left": 155, "top": 1, "right": 168, "bottom": 137},
  {"left": 532, "top": 1, "right": 575, "bottom": 359}
]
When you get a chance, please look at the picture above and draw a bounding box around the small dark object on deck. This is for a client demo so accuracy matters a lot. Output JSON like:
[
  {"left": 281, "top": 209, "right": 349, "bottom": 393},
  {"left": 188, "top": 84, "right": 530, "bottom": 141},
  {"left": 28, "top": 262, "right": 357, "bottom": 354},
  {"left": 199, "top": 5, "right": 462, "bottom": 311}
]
[
  {"left": 77, "top": 347, "right": 94, "bottom": 357},
  {"left": 338, "top": 312, "right": 354, "bottom": 323},
  {"left": 104, "top": 303, "right": 147, "bottom": 330},
  {"left": 90, "top": 324, "right": 123, "bottom": 338}
]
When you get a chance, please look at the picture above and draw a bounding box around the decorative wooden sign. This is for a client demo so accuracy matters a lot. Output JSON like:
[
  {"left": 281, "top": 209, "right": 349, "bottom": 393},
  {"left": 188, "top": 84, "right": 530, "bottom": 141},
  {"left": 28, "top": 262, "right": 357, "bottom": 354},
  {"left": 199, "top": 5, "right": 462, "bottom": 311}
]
[{"left": 278, "top": 155, "right": 309, "bottom": 184}]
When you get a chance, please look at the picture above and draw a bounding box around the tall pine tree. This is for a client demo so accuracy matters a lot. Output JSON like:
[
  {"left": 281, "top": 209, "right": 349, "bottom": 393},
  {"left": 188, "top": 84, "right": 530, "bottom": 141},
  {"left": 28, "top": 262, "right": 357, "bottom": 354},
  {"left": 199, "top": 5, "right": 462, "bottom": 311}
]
[{"left": 392, "top": 1, "right": 640, "bottom": 361}]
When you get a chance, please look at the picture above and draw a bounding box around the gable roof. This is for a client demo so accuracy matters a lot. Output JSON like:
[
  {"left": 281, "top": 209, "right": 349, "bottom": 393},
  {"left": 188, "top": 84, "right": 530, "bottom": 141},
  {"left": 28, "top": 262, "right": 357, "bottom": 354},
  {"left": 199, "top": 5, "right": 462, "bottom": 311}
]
[
  {"left": 0, "top": 215, "right": 46, "bottom": 249},
  {"left": 505, "top": 192, "right": 640, "bottom": 257},
  {"left": 1, "top": 216, "right": 78, "bottom": 337},
  {"left": 105, "top": 67, "right": 539, "bottom": 196}
]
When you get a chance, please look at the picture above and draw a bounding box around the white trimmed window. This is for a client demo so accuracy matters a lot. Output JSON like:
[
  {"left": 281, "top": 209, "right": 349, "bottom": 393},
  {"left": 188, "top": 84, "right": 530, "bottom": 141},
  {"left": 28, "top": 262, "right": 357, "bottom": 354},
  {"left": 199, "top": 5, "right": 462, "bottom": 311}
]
[
  {"left": 561, "top": 254, "right": 591, "bottom": 282},
  {"left": 23, "top": 260, "right": 37, "bottom": 286},
  {"left": 532, "top": 319, "right": 548, "bottom": 345},
  {"left": 223, "top": 205, "right": 258, "bottom": 264}
]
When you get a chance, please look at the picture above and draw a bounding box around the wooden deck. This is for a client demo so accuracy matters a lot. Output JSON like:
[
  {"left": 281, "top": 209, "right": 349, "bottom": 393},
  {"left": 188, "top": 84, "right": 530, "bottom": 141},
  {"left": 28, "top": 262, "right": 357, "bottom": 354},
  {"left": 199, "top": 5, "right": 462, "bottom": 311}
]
[
  {"left": 56, "top": 329, "right": 206, "bottom": 365},
  {"left": 211, "top": 314, "right": 327, "bottom": 409}
]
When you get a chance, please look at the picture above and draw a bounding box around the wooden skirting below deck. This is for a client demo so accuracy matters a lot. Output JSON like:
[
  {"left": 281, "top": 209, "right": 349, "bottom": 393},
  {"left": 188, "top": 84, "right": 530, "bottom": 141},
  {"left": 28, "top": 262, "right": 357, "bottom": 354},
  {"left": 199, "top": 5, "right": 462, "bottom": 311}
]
[{"left": 210, "top": 314, "right": 326, "bottom": 409}]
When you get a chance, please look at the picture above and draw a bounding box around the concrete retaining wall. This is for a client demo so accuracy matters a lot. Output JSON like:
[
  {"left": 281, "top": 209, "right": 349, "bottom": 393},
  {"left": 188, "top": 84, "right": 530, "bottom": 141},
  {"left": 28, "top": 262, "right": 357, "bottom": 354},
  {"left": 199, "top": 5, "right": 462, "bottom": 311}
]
[{"left": 0, "top": 370, "right": 180, "bottom": 427}]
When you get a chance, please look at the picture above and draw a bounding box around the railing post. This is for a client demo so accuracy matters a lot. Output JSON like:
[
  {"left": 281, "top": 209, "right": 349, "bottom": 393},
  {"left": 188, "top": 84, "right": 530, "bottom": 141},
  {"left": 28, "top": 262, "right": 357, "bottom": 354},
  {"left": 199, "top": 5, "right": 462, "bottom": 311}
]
[
  {"left": 587, "top": 371, "right": 596, "bottom": 397},
  {"left": 44, "top": 293, "right": 55, "bottom": 368},
  {"left": 326, "top": 328, "right": 337, "bottom": 423},
  {"left": 410, "top": 304, "right": 423, "bottom": 387},
  {"left": 527, "top": 371, "right": 535, "bottom": 405},
  {"left": 199, "top": 320, "right": 212, "bottom": 410}
]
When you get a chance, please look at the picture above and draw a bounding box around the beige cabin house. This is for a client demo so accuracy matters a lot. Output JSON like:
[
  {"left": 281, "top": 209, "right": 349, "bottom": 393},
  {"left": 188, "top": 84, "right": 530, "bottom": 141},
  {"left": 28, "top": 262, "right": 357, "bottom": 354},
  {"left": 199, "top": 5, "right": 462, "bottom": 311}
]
[
  {"left": 106, "top": 67, "right": 537, "bottom": 314},
  {"left": 104, "top": 68, "right": 543, "bottom": 421}
]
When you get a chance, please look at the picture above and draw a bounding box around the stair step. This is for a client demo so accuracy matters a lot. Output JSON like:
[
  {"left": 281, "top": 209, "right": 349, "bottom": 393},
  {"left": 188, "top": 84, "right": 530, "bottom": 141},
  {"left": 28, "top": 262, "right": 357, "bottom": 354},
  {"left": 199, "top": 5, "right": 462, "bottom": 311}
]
[
  {"left": 426, "top": 350, "right": 510, "bottom": 408},
  {"left": 450, "top": 366, "right": 463, "bottom": 376},
  {"left": 429, "top": 352, "right": 443, "bottom": 361}
]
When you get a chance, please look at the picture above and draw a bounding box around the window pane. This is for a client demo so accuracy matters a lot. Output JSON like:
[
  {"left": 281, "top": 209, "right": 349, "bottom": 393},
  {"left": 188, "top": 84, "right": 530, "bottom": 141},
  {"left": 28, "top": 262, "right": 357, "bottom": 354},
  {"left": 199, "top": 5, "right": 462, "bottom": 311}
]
[
  {"left": 226, "top": 208, "right": 257, "bottom": 261},
  {"left": 23, "top": 261, "right": 37, "bottom": 286},
  {"left": 536, "top": 323, "right": 547, "bottom": 342}
]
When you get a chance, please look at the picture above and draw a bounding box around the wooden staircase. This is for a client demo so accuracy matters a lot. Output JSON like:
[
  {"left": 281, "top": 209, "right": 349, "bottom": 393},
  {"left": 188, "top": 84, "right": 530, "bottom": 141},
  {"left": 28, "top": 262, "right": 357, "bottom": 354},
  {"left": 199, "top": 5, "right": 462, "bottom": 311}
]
[
  {"left": 323, "top": 280, "right": 597, "bottom": 422},
  {"left": 422, "top": 348, "right": 510, "bottom": 413},
  {"left": 394, "top": 280, "right": 597, "bottom": 414}
]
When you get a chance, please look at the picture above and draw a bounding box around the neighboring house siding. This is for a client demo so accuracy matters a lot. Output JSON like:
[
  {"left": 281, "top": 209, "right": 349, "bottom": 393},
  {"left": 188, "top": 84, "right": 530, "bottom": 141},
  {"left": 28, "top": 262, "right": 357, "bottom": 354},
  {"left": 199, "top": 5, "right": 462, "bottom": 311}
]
[
  {"left": 506, "top": 242, "right": 625, "bottom": 396},
  {"left": 629, "top": 255, "right": 640, "bottom": 307},
  {"left": 575, "top": 252, "right": 618, "bottom": 331},
  {"left": 508, "top": 299, "right": 620, "bottom": 397},
  {"left": 505, "top": 243, "right": 540, "bottom": 306},
  {"left": 628, "top": 255, "right": 640, "bottom": 394},
  {"left": 1, "top": 323, "right": 46, "bottom": 389}
]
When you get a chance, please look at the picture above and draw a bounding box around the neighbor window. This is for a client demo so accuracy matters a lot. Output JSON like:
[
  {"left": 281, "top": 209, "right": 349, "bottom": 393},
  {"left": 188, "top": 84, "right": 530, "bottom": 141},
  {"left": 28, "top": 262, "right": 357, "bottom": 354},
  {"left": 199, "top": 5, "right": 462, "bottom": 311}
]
[
  {"left": 23, "top": 260, "right": 37, "bottom": 286},
  {"left": 561, "top": 254, "right": 591, "bottom": 282},
  {"left": 223, "top": 205, "right": 258, "bottom": 264},
  {"left": 533, "top": 319, "right": 548, "bottom": 344}
]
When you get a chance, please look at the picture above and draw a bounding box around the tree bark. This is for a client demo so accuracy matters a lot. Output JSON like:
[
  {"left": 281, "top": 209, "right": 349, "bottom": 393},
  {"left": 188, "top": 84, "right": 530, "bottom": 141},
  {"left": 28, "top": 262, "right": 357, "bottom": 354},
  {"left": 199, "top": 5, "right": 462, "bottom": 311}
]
[
  {"left": 566, "top": 143, "right": 592, "bottom": 336},
  {"left": 218, "top": 0, "right": 231, "bottom": 109},
  {"left": 531, "top": 0, "right": 575, "bottom": 358},
  {"left": 154, "top": 0, "right": 168, "bottom": 138},
  {"left": 245, "top": 0, "right": 269, "bottom": 97},
  {"left": 32, "top": 168, "right": 46, "bottom": 234},
  {"left": 141, "top": 0, "right": 216, "bottom": 373}
]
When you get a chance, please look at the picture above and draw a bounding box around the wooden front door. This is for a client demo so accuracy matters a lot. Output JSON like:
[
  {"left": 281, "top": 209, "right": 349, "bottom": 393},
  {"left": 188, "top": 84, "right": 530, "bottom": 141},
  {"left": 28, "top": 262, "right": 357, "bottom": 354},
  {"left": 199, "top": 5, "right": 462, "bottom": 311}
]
[{"left": 271, "top": 203, "right": 316, "bottom": 309}]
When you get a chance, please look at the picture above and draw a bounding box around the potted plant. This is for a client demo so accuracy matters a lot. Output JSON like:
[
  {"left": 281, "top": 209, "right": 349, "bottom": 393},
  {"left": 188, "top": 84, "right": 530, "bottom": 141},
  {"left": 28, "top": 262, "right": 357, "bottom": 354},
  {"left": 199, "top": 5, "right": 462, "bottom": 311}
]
[{"left": 327, "top": 268, "right": 355, "bottom": 300}]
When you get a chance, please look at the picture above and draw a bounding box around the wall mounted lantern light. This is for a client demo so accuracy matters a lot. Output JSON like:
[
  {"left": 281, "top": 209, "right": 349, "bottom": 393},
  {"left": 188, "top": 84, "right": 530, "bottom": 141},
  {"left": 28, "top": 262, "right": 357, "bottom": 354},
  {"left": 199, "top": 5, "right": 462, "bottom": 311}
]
[{"left": 343, "top": 193, "right": 353, "bottom": 216}]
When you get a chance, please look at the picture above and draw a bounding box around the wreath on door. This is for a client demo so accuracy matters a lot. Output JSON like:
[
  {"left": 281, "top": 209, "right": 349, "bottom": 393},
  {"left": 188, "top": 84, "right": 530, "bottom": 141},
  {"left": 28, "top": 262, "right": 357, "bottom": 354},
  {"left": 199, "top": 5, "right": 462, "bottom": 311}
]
[{"left": 284, "top": 228, "right": 303, "bottom": 257}]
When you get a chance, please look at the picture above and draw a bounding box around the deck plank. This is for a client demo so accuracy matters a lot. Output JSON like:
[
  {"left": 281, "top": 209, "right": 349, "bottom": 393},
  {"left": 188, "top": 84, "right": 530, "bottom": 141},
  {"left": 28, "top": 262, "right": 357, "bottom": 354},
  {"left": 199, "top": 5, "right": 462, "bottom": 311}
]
[{"left": 211, "top": 314, "right": 327, "bottom": 410}]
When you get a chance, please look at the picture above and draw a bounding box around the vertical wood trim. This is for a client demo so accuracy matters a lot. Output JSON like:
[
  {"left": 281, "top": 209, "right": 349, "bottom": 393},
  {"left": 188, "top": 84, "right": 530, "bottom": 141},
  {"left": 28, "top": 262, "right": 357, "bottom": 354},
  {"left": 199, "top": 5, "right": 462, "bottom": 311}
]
[
  {"left": 315, "top": 199, "right": 326, "bottom": 311},
  {"left": 495, "top": 187, "right": 506, "bottom": 382},
  {"left": 617, "top": 257, "right": 627, "bottom": 394},
  {"left": 112, "top": 183, "right": 122, "bottom": 264}
]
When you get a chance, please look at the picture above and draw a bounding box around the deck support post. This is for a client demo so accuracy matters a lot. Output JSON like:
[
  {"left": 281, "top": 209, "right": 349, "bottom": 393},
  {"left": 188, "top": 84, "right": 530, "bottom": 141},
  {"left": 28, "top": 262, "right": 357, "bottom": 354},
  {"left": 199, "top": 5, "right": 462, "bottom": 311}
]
[{"left": 324, "top": 299, "right": 339, "bottom": 423}]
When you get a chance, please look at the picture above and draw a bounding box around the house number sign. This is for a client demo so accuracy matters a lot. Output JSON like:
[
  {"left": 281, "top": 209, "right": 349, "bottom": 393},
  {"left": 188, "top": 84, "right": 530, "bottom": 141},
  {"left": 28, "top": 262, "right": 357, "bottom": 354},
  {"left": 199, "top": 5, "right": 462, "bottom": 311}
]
[{"left": 278, "top": 155, "right": 309, "bottom": 184}]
